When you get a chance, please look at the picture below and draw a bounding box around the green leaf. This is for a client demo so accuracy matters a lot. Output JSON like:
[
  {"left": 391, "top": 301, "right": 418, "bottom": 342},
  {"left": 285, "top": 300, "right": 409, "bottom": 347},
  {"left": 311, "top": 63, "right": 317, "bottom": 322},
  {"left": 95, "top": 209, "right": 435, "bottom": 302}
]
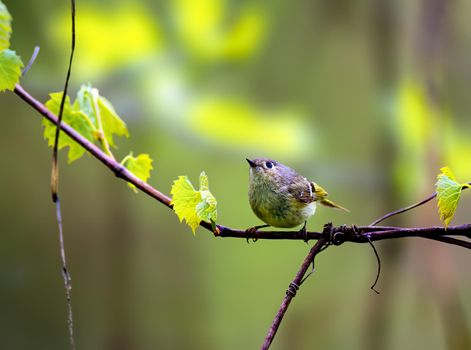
[
  {"left": 436, "top": 166, "right": 463, "bottom": 228},
  {"left": 98, "top": 95, "right": 129, "bottom": 147},
  {"left": 121, "top": 153, "right": 153, "bottom": 193},
  {"left": 0, "top": 1, "right": 12, "bottom": 51},
  {"left": 171, "top": 176, "right": 201, "bottom": 234},
  {"left": 42, "top": 85, "right": 130, "bottom": 163},
  {"left": 76, "top": 84, "right": 129, "bottom": 148},
  {"left": 170, "top": 171, "right": 217, "bottom": 234},
  {"left": 0, "top": 49, "right": 22, "bottom": 91},
  {"left": 43, "top": 92, "right": 97, "bottom": 163},
  {"left": 197, "top": 171, "right": 217, "bottom": 224}
]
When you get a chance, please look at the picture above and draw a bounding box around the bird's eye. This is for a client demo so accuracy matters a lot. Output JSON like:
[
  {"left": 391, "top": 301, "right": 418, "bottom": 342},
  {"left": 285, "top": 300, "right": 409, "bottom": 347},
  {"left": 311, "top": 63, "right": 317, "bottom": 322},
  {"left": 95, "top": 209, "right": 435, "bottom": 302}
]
[{"left": 265, "top": 161, "right": 273, "bottom": 169}]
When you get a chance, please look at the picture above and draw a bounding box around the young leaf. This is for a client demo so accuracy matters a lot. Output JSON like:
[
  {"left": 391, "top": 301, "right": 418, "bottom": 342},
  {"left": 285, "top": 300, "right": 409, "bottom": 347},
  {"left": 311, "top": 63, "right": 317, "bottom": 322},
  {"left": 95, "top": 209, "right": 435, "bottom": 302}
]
[
  {"left": 170, "top": 171, "right": 217, "bottom": 234},
  {"left": 75, "top": 84, "right": 97, "bottom": 124},
  {"left": 197, "top": 172, "right": 217, "bottom": 224},
  {"left": 0, "top": 49, "right": 22, "bottom": 91},
  {"left": 436, "top": 166, "right": 463, "bottom": 228},
  {"left": 76, "top": 84, "right": 129, "bottom": 148},
  {"left": 171, "top": 176, "right": 202, "bottom": 233},
  {"left": 43, "top": 92, "right": 97, "bottom": 163},
  {"left": 121, "top": 153, "right": 153, "bottom": 193},
  {"left": 0, "top": 1, "right": 12, "bottom": 51}
]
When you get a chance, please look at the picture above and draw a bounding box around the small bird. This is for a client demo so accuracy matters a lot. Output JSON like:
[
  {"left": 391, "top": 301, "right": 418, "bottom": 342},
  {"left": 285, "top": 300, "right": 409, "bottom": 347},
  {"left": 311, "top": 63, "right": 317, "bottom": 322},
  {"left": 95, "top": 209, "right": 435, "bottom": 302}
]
[{"left": 247, "top": 157, "right": 348, "bottom": 232}]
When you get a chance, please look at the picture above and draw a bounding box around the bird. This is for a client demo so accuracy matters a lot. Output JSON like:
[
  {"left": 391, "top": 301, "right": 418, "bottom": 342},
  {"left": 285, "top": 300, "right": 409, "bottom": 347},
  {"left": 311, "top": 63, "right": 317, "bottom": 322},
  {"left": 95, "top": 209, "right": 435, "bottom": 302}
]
[{"left": 246, "top": 157, "right": 348, "bottom": 233}]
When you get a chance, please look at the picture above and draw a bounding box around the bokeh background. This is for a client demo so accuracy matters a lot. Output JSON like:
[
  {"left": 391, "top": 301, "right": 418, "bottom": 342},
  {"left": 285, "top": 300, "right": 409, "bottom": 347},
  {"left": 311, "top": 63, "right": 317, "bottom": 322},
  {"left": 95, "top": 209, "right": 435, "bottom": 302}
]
[{"left": 1, "top": 0, "right": 471, "bottom": 349}]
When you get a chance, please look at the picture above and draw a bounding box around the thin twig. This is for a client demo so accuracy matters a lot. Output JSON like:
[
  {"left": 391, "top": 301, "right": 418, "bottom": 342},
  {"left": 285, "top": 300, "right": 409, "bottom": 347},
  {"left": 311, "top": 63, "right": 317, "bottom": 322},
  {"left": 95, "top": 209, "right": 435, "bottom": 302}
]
[
  {"left": 369, "top": 192, "right": 437, "bottom": 226},
  {"left": 50, "top": 1, "right": 76, "bottom": 349},
  {"left": 51, "top": 0, "right": 76, "bottom": 200},
  {"left": 365, "top": 235, "right": 381, "bottom": 294},
  {"left": 261, "top": 237, "right": 329, "bottom": 350},
  {"left": 422, "top": 236, "right": 471, "bottom": 249},
  {"left": 365, "top": 225, "right": 471, "bottom": 244},
  {"left": 21, "top": 46, "right": 40, "bottom": 75},
  {"left": 370, "top": 183, "right": 471, "bottom": 226},
  {"left": 55, "top": 198, "right": 75, "bottom": 350}
]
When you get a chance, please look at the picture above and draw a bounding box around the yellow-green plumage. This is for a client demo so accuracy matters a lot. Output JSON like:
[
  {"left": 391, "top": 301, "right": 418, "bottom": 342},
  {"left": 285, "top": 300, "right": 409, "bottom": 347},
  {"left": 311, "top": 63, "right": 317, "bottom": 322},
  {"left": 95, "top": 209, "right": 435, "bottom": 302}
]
[{"left": 247, "top": 158, "right": 348, "bottom": 228}]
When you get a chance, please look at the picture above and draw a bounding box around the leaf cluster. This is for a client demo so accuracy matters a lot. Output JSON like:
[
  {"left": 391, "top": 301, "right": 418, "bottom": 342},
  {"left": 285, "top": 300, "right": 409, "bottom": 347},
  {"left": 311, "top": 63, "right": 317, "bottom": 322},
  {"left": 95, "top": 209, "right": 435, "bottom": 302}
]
[{"left": 43, "top": 84, "right": 153, "bottom": 190}]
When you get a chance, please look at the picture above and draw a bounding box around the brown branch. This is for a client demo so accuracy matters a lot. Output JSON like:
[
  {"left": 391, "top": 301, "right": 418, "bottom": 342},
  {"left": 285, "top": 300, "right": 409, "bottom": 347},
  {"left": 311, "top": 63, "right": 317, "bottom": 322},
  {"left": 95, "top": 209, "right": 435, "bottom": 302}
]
[
  {"left": 12, "top": 83, "right": 471, "bottom": 249},
  {"left": 425, "top": 236, "right": 471, "bottom": 249},
  {"left": 217, "top": 224, "right": 471, "bottom": 247},
  {"left": 261, "top": 235, "right": 330, "bottom": 350},
  {"left": 369, "top": 192, "right": 437, "bottom": 226}
]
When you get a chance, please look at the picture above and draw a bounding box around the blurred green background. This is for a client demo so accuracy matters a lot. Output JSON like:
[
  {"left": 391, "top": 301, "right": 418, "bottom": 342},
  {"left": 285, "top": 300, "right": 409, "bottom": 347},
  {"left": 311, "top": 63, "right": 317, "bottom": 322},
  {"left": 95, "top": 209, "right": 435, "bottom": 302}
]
[{"left": 1, "top": 0, "right": 471, "bottom": 349}]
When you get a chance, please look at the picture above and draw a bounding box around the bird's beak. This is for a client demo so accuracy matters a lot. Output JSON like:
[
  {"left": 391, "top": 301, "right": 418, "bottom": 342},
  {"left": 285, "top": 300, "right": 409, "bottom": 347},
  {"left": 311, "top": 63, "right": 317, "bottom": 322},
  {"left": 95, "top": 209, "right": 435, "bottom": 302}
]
[{"left": 246, "top": 158, "right": 256, "bottom": 168}]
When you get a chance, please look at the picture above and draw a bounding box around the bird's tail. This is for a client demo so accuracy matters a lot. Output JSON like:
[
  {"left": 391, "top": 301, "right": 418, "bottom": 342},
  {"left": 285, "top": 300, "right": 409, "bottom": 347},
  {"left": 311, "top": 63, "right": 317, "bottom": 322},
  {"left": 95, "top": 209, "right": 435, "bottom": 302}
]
[
  {"left": 313, "top": 182, "right": 349, "bottom": 212},
  {"left": 320, "top": 198, "right": 350, "bottom": 212}
]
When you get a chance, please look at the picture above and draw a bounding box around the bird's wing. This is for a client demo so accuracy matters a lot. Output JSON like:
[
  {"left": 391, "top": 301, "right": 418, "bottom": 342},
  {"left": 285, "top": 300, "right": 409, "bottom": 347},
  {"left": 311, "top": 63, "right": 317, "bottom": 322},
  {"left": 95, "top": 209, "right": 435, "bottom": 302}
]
[{"left": 287, "top": 178, "right": 316, "bottom": 203}]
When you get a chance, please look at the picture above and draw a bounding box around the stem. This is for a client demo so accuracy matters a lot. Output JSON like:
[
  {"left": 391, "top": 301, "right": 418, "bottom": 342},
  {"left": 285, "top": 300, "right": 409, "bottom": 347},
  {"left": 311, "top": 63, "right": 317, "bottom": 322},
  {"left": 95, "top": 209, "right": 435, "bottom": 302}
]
[
  {"left": 21, "top": 46, "right": 40, "bottom": 75},
  {"left": 91, "top": 88, "right": 115, "bottom": 160},
  {"left": 55, "top": 198, "right": 75, "bottom": 350},
  {"left": 50, "top": 1, "right": 77, "bottom": 349},
  {"left": 425, "top": 236, "right": 471, "bottom": 249},
  {"left": 370, "top": 192, "right": 437, "bottom": 226},
  {"left": 370, "top": 183, "right": 471, "bottom": 226}
]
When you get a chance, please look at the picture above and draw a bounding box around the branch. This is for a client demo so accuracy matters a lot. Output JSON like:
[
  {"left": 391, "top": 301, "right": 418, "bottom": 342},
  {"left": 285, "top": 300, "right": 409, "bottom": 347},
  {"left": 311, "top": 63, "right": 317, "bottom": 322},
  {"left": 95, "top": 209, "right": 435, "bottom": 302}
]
[
  {"left": 218, "top": 224, "right": 471, "bottom": 248},
  {"left": 12, "top": 83, "right": 471, "bottom": 249},
  {"left": 369, "top": 191, "right": 437, "bottom": 226},
  {"left": 261, "top": 234, "right": 330, "bottom": 350},
  {"left": 14, "top": 84, "right": 173, "bottom": 207}
]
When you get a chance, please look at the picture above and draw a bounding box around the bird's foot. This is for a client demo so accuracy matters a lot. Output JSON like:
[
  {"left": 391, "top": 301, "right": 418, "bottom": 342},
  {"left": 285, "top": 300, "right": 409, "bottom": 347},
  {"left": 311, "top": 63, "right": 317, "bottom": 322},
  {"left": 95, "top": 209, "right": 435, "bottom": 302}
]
[{"left": 245, "top": 224, "right": 270, "bottom": 243}]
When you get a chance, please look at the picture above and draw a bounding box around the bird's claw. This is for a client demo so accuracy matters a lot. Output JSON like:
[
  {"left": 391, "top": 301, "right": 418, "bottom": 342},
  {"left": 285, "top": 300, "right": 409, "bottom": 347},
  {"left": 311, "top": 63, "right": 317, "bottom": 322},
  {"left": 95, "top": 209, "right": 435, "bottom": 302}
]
[
  {"left": 245, "top": 226, "right": 259, "bottom": 243},
  {"left": 245, "top": 224, "right": 270, "bottom": 243}
]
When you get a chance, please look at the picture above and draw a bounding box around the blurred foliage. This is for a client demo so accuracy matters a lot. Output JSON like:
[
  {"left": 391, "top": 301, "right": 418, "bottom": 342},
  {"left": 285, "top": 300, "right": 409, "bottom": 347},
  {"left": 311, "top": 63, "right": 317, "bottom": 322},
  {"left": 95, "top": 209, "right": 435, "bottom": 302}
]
[
  {"left": 188, "top": 98, "right": 310, "bottom": 157},
  {"left": 173, "top": 0, "right": 266, "bottom": 61},
  {"left": 393, "top": 79, "right": 437, "bottom": 198},
  {"left": 1, "top": 0, "right": 471, "bottom": 349},
  {"left": 48, "top": 3, "right": 163, "bottom": 77}
]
